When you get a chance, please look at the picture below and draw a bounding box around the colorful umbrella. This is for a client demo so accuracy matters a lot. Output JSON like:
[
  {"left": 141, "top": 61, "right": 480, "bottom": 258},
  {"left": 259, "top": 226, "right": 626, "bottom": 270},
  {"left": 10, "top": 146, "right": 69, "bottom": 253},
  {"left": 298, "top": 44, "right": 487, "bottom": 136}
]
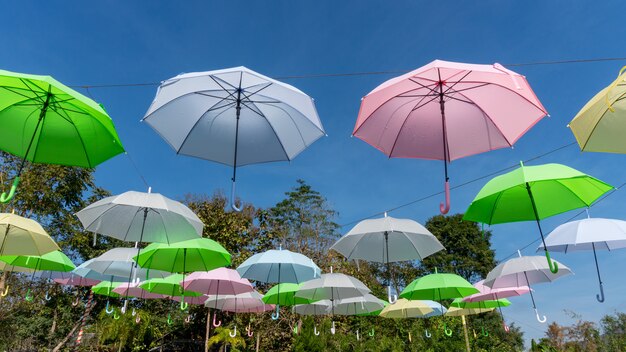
[
  {"left": 464, "top": 162, "right": 613, "bottom": 273},
  {"left": 112, "top": 282, "right": 168, "bottom": 300},
  {"left": 451, "top": 297, "right": 510, "bottom": 309},
  {"left": 135, "top": 238, "right": 231, "bottom": 273},
  {"left": 92, "top": 281, "right": 122, "bottom": 298},
  {"left": 142, "top": 67, "right": 326, "bottom": 211},
  {"left": 568, "top": 66, "right": 626, "bottom": 153},
  {"left": 538, "top": 217, "right": 626, "bottom": 302},
  {"left": 0, "top": 69, "right": 124, "bottom": 202},
  {"left": 379, "top": 298, "right": 435, "bottom": 319},
  {"left": 331, "top": 213, "right": 444, "bottom": 302},
  {"left": 463, "top": 279, "right": 529, "bottom": 331},
  {"left": 139, "top": 273, "right": 202, "bottom": 298},
  {"left": 204, "top": 291, "right": 274, "bottom": 313},
  {"left": 70, "top": 259, "right": 127, "bottom": 283},
  {"left": 85, "top": 248, "right": 169, "bottom": 280},
  {"left": 484, "top": 252, "right": 572, "bottom": 323},
  {"left": 0, "top": 213, "right": 59, "bottom": 256},
  {"left": 262, "top": 283, "right": 312, "bottom": 306},
  {"left": 353, "top": 59, "right": 547, "bottom": 214},
  {"left": 0, "top": 250, "right": 74, "bottom": 272}
]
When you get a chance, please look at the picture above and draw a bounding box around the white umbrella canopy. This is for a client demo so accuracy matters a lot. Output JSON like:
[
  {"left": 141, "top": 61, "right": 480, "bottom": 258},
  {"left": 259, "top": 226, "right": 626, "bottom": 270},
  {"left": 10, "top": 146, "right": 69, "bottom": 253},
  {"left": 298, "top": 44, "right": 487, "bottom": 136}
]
[
  {"left": 332, "top": 293, "right": 386, "bottom": 316},
  {"left": 142, "top": 67, "right": 326, "bottom": 211},
  {"left": 537, "top": 217, "right": 626, "bottom": 302},
  {"left": 236, "top": 249, "right": 321, "bottom": 284},
  {"left": 295, "top": 272, "right": 371, "bottom": 302},
  {"left": 85, "top": 248, "right": 170, "bottom": 281},
  {"left": 76, "top": 190, "right": 203, "bottom": 244},
  {"left": 293, "top": 300, "right": 332, "bottom": 316}
]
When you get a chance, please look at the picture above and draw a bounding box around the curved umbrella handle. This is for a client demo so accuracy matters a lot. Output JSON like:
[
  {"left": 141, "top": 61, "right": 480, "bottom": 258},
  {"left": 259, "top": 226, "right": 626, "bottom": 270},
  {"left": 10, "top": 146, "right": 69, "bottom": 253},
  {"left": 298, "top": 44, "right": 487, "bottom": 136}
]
[
  {"left": 135, "top": 314, "right": 141, "bottom": 324},
  {"left": 408, "top": 331, "right": 412, "bottom": 343},
  {"left": 105, "top": 300, "right": 114, "bottom": 314},
  {"left": 0, "top": 177, "right": 20, "bottom": 204},
  {"left": 229, "top": 326, "right": 237, "bottom": 337},
  {"left": 368, "top": 328, "right": 374, "bottom": 337},
  {"left": 314, "top": 325, "right": 320, "bottom": 336},
  {"left": 503, "top": 323, "right": 510, "bottom": 332},
  {"left": 44, "top": 291, "right": 51, "bottom": 301},
  {"left": 444, "top": 323, "right": 453, "bottom": 337},
  {"left": 185, "top": 315, "right": 192, "bottom": 323},
  {"left": 271, "top": 305, "right": 280, "bottom": 320},
  {"left": 596, "top": 282, "right": 605, "bottom": 303},
  {"left": 231, "top": 181, "right": 243, "bottom": 212},
  {"left": 356, "top": 329, "right": 360, "bottom": 341},
  {"left": 293, "top": 324, "right": 299, "bottom": 335},
  {"left": 330, "top": 321, "right": 336, "bottom": 335},
  {"left": 180, "top": 300, "right": 189, "bottom": 311},
  {"left": 439, "top": 181, "right": 451, "bottom": 215},
  {"left": 121, "top": 300, "right": 128, "bottom": 314},
  {"left": 72, "top": 294, "right": 80, "bottom": 307},
  {"left": 534, "top": 308, "right": 547, "bottom": 323},
  {"left": 212, "top": 313, "right": 222, "bottom": 327},
  {"left": 167, "top": 313, "right": 173, "bottom": 325},
  {"left": 544, "top": 250, "right": 559, "bottom": 274},
  {"left": 132, "top": 308, "right": 137, "bottom": 317},
  {"left": 24, "top": 288, "right": 33, "bottom": 302},
  {"left": 1, "top": 285, "right": 9, "bottom": 297},
  {"left": 113, "top": 310, "right": 120, "bottom": 320},
  {"left": 424, "top": 329, "right": 431, "bottom": 338},
  {"left": 387, "top": 286, "right": 397, "bottom": 304},
  {"left": 482, "top": 326, "right": 489, "bottom": 337},
  {"left": 246, "top": 324, "right": 253, "bottom": 337},
  {"left": 473, "top": 329, "right": 477, "bottom": 339}
]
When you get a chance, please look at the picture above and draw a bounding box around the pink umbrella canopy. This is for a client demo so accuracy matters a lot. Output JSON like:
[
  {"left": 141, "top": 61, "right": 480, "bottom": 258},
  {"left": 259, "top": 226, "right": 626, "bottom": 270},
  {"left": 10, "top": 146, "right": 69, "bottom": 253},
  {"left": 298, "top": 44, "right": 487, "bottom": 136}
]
[
  {"left": 204, "top": 291, "right": 275, "bottom": 313},
  {"left": 171, "top": 295, "right": 209, "bottom": 305},
  {"left": 463, "top": 280, "right": 530, "bottom": 302},
  {"left": 54, "top": 275, "right": 100, "bottom": 287},
  {"left": 353, "top": 59, "right": 547, "bottom": 214},
  {"left": 112, "top": 282, "right": 168, "bottom": 300},
  {"left": 181, "top": 268, "right": 254, "bottom": 296}
]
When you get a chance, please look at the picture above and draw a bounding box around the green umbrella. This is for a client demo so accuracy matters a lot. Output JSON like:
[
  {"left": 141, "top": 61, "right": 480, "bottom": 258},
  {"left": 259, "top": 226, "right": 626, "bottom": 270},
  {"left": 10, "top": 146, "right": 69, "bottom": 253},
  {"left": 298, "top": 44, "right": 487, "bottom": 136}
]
[
  {"left": 450, "top": 298, "right": 510, "bottom": 309},
  {"left": 0, "top": 69, "right": 125, "bottom": 203},
  {"left": 135, "top": 238, "right": 231, "bottom": 273},
  {"left": 464, "top": 162, "right": 613, "bottom": 273},
  {"left": 139, "top": 273, "right": 202, "bottom": 298},
  {"left": 92, "top": 281, "right": 122, "bottom": 298},
  {"left": 262, "top": 283, "right": 313, "bottom": 306}
]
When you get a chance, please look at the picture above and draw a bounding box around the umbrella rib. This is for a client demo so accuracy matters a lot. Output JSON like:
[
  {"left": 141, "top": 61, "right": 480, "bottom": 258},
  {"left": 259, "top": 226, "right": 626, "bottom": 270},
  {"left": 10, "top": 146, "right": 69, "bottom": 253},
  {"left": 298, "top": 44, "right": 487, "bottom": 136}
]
[
  {"left": 0, "top": 96, "right": 41, "bottom": 115},
  {"left": 440, "top": 71, "right": 473, "bottom": 96},
  {"left": 0, "top": 86, "right": 45, "bottom": 102},
  {"left": 175, "top": 100, "right": 235, "bottom": 155},
  {"left": 385, "top": 94, "right": 441, "bottom": 158},
  {"left": 241, "top": 101, "right": 291, "bottom": 161},
  {"left": 18, "top": 79, "right": 47, "bottom": 103},
  {"left": 209, "top": 74, "right": 239, "bottom": 93},
  {"left": 54, "top": 106, "right": 93, "bottom": 167}
]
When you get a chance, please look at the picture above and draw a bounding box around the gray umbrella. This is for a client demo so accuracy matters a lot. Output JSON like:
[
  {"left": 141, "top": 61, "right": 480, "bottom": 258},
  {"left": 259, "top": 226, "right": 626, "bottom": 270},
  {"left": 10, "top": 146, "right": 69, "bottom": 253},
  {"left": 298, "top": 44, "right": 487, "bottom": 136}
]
[
  {"left": 142, "top": 67, "right": 326, "bottom": 211},
  {"left": 85, "top": 248, "right": 169, "bottom": 281},
  {"left": 330, "top": 213, "right": 444, "bottom": 303},
  {"left": 332, "top": 293, "right": 385, "bottom": 316},
  {"left": 484, "top": 251, "right": 572, "bottom": 323}
]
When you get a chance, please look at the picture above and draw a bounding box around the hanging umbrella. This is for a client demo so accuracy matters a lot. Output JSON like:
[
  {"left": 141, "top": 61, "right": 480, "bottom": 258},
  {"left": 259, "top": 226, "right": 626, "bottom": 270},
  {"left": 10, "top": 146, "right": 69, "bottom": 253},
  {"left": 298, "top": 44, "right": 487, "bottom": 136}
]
[
  {"left": 205, "top": 291, "right": 274, "bottom": 313},
  {"left": 568, "top": 66, "right": 626, "bottom": 153},
  {"left": 293, "top": 300, "right": 332, "bottom": 315},
  {"left": 237, "top": 248, "right": 320, "bottom": 319},
  {"left": 85, "top": 248, "right": 169, "bottom": 280},
  {"left": 139, "top": 273, "right": 202, "bottom": 298},
  {"left": 330, "top": 213, "right": 444, "bottom": 302},
  {"left": 463, "top": 279, "right": 530, "bottom": 331},
  {"left": 112, "top": 282, "right": 168, "bottom": 300},
  {"left": 142, "top": 67, "right": 326, "bottom": 211},
  {"left": 464, "top": 162, "right": 613, "bottom": 273},
  {"left": 53, "top": 274, "right": 100, "bottom": 287},
  {"left": 70, "top": 259, "right": 127, "bottom": 283},
  {"left": 353, "top": 60, "right": 548, "bottom": 214},
  {"left": 92, "top": 281, "right": 122, "bottom": 298},
  {"left": 0, "top": 250, "right": 74, "bottom": 272},
  {"left": 332, "top": 293, "right": 386, "bottom": 316},
  {"left": 262, "top": 283, "right": 312, "bottom": 306},
  {"left": 0, "top": 69, "right": 125, "bottom": 203},
  {"left": 538, "top": 217, "right": 626, "bottom": 303},
  {"left": 135, "top": 238, "right": 231, "bottom": 273},
  {"left": 379, "top": 298, "right": 434, "bottom": 319},
  {"left": 451, "top": 297, "right": 510, "bottom": 309},
  {"left": 484, "top": 252, "right": 572, "bottom": 323},
  {"left": 422, "top": 300, "right": 448, "bottom": 318},
  {"left": 0, "top": 213, "right": 59, "bottom": 256}
]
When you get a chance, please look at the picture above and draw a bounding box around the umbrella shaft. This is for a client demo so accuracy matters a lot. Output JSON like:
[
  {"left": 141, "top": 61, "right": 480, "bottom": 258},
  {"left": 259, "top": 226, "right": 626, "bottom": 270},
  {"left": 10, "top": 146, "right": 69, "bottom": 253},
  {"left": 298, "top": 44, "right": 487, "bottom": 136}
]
[
  {"left": 232, "top": 90, "right": 242, "bottom": 182},
  {"left": 523, "top": 272, "right": 537, "bottom": 308},
  {"left": 525, "top": 183, "right": 548, "bottom": 248},
  {"left": 18, "top": 90, "right": 52, "bottom": 176},
  {"left": 592, "top": 242, "right": 603, "bottom": 284},
  {"left": 439, "top": 83, "right": 449, "bottom": 179}
]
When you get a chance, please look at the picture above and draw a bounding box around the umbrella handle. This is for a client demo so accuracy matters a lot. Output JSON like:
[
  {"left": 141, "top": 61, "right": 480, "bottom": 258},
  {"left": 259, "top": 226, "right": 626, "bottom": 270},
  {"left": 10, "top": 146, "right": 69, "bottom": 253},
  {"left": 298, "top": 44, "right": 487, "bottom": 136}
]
[
  {"left": 330, "top": 321, "right": 336, "bottom": 335},
  {"left": 473, "top": 329, "right": 477, "bottom": 339},
  {"left": 185, "top": 314, "right": 192, "bottom": 323},
  {"left": 135, "top": 314, "right": 141, "bottom": 324},
  {"left": 271, "top": 305, "right": 280, "bottom": 320},
  {"left": 482, "top": 326, "right": 489, "bottom": 337},
  {"left": 131, "top": 308, "right": 137, "bottom": 317},
  {"left": 229, "top": 325, "right": 237, "bottom": 337},
  {"left": 314, "top": 325, "right": 320, "bottom": 336},
  {"left": 356, "top": 329, "right": 360, "bottom": 341},
  {"left": 0, "top": 177, "right": 20, "bottom": 204},
  {"left": 444, "top": 323, "right": 453, "bottom": 337},
  {"left": 503, "top": 323, "right": 510, "bottom": 332},
  {"left": 72, "top": 293, "right": 81, "bottom": 307},
  {"left": 387, "top": 286, "right": 397, "bottom": 304},
  {"left": 596, "top": 283, "right": 605, "bottom": 303},
  {"left": 544, "top": 250, "right": 559, "bottom": 274},
  {"left": 44, "top": 291, "right": 51, "bottom": 301},
  {"left": 439, "top": 181, "right": 450, "bottom": 215},
  {"left": 180, "top": 300, "right": 189, "bottom": 311},
  {"left": 231, "top": 181, "right": 243, "bottom": 212},
  {"left": 368, "top": 328, "right": 374, "bottom": 337},
  {"left": 0, "top": 285, "right": 9, "bottom": 297},
  {"left": 408, "top": 331, "right": 412, "bottom": 343},
  {"left": 212, "top": 313, "right": 222, "bottom": 327},
  {"left": 113, "top": 310, "right": 120, "bottom": 320},
  {"left": 167, "top": 313, "right": 173, "bottom": 325},
  {"left": 534, "top": 308, "right": 547, "bottom": 323},
  {"left": 24, "top": 288, "right": 33, "bottom": 302},
  {"left": 246, "top": 324, "right": 254, "bottom": 337},
  {"left": 121, "top": 300, "right": 128, "bottom": 314},
  {"left": 105, "top": 300, "right": 114, "bottom": 314},
  {"left": 424, "top": 329, "right": 431, "bottom": 338},
  {"left": 293, "top": 324, "right": 299, "bottom": 335}
]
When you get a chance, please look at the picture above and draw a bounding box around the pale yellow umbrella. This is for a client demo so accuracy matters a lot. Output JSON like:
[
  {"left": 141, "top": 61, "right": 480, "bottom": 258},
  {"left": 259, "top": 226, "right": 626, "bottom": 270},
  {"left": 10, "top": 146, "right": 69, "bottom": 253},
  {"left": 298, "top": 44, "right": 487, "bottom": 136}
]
[
  {"left": 379, "top": 298, "right": 434, "bottom": 318},
  {"left": 0, "top": 213, "right": 59, "bottom": 256},
  {"left": 569, "top": 66, "right": 626, "bottom": 153}
]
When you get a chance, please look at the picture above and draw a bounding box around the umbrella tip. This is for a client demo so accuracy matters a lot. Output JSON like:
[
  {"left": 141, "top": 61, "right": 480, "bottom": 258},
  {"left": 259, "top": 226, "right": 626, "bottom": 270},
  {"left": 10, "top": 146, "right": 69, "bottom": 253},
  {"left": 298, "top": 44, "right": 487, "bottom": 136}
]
[
  {"left": 517, "top": 250, "right": 522, "bottom": 257},
  {"left": 148, "top": 187, "right": 152, "bottom": 193}
]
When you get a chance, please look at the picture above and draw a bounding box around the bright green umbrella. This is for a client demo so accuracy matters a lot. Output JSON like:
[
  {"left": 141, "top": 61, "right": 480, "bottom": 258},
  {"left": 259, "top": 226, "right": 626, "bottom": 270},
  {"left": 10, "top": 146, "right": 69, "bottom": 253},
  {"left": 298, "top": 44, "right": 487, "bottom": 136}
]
[
  {"left": 135, "top": 238, "right": 231, "bottom": 273},
  {"left": 139, "top": 273, "right": 202, "bottom": 298},
  {"left": 92, "top": 281, "right": 122, "bottom": 298},
  {"left": 262, "top": 283, "right": 313, "bottom": 306},
  {"left": 0, "top": 250, "right": 74, "bottom": 272},
  {"left": 464, "top": 162, "right": 613, "bottom": 273},
  {"left": 0, "top": 69, "right": 125, "bottom": 203},
  {"left": 450, "top": 298, "right": 510, "bottom": 309}
]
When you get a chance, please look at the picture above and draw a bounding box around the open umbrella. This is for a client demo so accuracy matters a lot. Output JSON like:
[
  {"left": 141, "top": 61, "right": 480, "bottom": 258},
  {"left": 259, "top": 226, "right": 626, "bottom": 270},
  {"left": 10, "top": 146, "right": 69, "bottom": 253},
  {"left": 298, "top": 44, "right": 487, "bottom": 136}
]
[
  {"left": 112, "top": 282, "right": 168, "bottom": 300},
  {"left": 331, "top": 213, "right": 444, "bottom": 302},
  {"left": 0, "top": 69, "right": 124, "bottom": 202},
  {"left": 353, "top": 60, "right": 548, "bottom": 214},
  {"left": 293, "top": 300, "right": 332, "bottom": 315},
  {"left": 464, "top": 162, "right": 613, "bottom": 273},
  {"left": 379, "top": 298, "right": 435, "bottom": 319},
  {"left": 139, "top": 273, "right": 202, "bottom": 298},
  {"left": 142, "top": 67, "right": 326, "bottom": 211},
  {"left": 204, "top": 291, "right": 273, "bottom": 313},
  {"left": 332, "top": 293, "right": 386, "bottom": 316},
  {"left": 262, "top": 283, "right": 312, "bottom": 306},
  {"left": 538, "top": 217, "right": 626, "bottom": 302},
  {"left": 463, "top": 279, "right": 529, "bottom": 331},
  {"left": 85, "top": 248, "right": 169, "bottom": 280},
  {"left": 484, "top": 252, "right": 572, "bottom": 323},
  {"left": 92, "top": 281, "right": 122, "bottom": 298},
  {"left": 0, "top": 213, "right": 59, "bottom": 256}
]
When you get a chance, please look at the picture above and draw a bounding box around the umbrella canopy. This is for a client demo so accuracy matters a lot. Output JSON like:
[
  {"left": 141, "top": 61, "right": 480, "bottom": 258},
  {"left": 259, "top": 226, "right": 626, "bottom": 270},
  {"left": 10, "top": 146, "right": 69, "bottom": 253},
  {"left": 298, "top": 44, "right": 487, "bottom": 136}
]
[
  {"left": 568, "top": 66, "right": 626, "bottom": 153},
  {"left": 0, "top": 213, "right": 59, "bottom": 256},
  {"left": 204, "top": 291, "right": 274, "bottom": 313},
  {"left": 296, "top": 273, "right": 371, "bottom": 302},
  {"left": 92, "top": 281, "right": 123, "bottom": 298},
  {"left": 331, "top": 214, "right": 444, "bottom": 302},
  {"left": 353, "top": 60, "right": 547, "bottom": 214},
  {"left": 170, "top": 295, "right": 209, "bottom": 306},
  {"left": 423, "top": 300, "right": 448, "bottom": 317},
  {"left": 142, "top": 67, "right": 326, "bottom": 210},
  {"left": 293, "top": 300, "right": 332, "bottom": 316},
  {"left": 136, "top": 238, "right": 231, "bottom": 273},
  {"left": 76, "top": 190, "right": 203, "bottom": 244},
  {"left": 400, "top": 270, "right": 478, "bottom": 301},
  {"left": 464, "top": 162, "right": 612, "bottom": 273},
  {"left": 379, "top": 298, "right": 435, "bottom": 319},
  {"left": 0, "top": 69, "right": 124, "bottom": 203},
  {"left": 445, "top": 306, "right": 494, "bottom": 317},
  {"left": 451, "top": 298, "right": 510, "bottom": 309},
  {"left": 0, "top": 250, "right": 74, "bottom": 272},
  {"left": 54, "top": 275, "right": 100, "bottom": 287},
  {"left": 181, "top": 268, "right": 253, "bottom": 295},
  {"left": 70, "top": 259, "right": 127, "bottom": 283},
  {"left": 236, "top": 249, "right": 321, "bottom": 284},
  {"left": 85, "top": 248, "right": 170, "bottom": 280},
  {"left": 139, "top": 273, "right": 202, "bottom": 297},
  {"left": 538, "top": 217, "right": 626, "bottom": 302},
  {"left": 112, "top": 282, "right": 168, "bottom": 299},
  {"left": 463, "top": 280, "right": 530, "bottom": 302},
  {"left": 332, "top": 293, "right": 386, "bottom": 316},
  {"left": 262, "top": 283, "right": 312, "bottom": 306}
]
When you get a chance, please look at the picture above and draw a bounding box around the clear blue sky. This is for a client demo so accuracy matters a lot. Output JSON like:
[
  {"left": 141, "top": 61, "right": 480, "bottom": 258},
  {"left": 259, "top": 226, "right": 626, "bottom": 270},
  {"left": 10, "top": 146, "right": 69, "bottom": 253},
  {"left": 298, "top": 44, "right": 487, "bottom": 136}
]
[{"left": 4, "top": 1, "right": 626, "bottom": 346}]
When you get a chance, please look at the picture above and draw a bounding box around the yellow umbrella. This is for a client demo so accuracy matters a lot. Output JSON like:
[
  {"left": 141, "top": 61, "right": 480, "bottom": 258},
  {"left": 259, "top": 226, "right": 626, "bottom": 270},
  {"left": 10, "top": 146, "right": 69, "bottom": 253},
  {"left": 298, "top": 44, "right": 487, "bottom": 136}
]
[
  {"left": 0, "top": 213, "right": 59, "bottom": 256},
  {"left": 379, "top": 298, "right": 434, "bottom": 318},
  {"left": 569, "top": 66, "right": 626, "bottom": 153}
]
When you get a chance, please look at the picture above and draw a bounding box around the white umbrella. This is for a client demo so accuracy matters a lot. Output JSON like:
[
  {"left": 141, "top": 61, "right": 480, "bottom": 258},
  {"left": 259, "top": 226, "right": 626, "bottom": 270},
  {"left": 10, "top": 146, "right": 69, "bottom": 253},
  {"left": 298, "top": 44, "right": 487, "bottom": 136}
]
[
  {"left": 85, "top": 248, "right": 170, "bottom": 280},
  {"left": 484, "top": 252, "right": 572, "bottom": 323},
  {"left": 330, "top": 213, "right": 444, "bottom": 302},
  {"left": 538, "top": 217, "right": 626, "bottom": 302},
  {"left": 293, "top": 300, "right": 332, "bottom": 315},
  {"left": 332, "top": 293, "right": 386, "bottom": 316},
  {"left": 142, "top": 67, "right": 326, "bottom": 211}
]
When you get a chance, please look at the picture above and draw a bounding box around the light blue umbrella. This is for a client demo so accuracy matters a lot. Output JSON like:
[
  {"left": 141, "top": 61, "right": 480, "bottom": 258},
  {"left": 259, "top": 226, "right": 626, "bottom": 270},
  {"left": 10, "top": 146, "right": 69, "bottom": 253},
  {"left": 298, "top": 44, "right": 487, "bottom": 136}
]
[
  {"left": 236, "top": 248, "right": 321, "bottom": 319},
  {"left": 423, "top": 300, "right": 448, "bottom": 317}
]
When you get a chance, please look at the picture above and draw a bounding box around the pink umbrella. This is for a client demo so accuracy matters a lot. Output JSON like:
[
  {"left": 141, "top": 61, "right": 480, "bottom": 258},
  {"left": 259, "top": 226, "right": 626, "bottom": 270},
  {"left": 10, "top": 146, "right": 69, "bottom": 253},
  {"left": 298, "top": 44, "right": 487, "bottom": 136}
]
[
  {"left": 204, "top": 291, "right": 274, "bottom": 338},
  {"left": 113, "top": 282, "right": 168, "bottom": 300},
  {"left": 54, "top": 275, "right": 100, "bottom": 287},
  {"left": 353, "top": 60, "right": 547, "bottom": 214},
  {"left": 463, "top": 279, "right": 531, "bottom": 331}
]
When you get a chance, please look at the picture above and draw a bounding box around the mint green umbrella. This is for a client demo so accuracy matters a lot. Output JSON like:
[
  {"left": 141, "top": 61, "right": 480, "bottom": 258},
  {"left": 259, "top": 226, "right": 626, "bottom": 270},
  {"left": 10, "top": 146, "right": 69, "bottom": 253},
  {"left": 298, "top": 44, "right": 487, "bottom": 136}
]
[
  {"left": 464, "top": 162, "right": 613, "bottom": 273},
  {"left": 92, "top": 281, "right": 122, "bottom": 298},
  {"left": 450, "top": 298, "right": 510, "bottom": 310},
  {"left": 139, "top": 273, "right": 202, "bottom": 298},
  {"left": 262, "top": 283, "right": 313, "bottom": 306},
  {"left": 0, "top": 69, "right": 125, "bottom": 203},
  {"left": 135, "top": 238, "right": 231, "bottom": 273}
]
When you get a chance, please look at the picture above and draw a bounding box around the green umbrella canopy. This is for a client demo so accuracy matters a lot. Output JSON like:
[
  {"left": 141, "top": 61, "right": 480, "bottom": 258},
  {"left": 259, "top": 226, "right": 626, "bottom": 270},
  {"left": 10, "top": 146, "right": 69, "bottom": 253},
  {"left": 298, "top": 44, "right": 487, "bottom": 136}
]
[
  {"left": 450, "top": 298, "right": 511, "bottom": 309},
  {"left": 262, "top": 283, "right": 313, "bottom": 306},
  {"left": 139, "top": 274, "right": 202, "bottom": 297},
  {"left": 0, "top": 69, "right": 125, "bottom": 203},
  {"left": 400, "top": 270, "right": 479, "bottom": 301},
  {"left": 135, "top": 238, "right": 231, "bottom": 273},
  {"left": 92, "top": 281, "right": 122, "bottom": 298},
  {"left": 464, "top": 163, "right": 613, "bottom": 225},
  {"left": 0, "top": 250, "right": 74, "bottom": 272}
]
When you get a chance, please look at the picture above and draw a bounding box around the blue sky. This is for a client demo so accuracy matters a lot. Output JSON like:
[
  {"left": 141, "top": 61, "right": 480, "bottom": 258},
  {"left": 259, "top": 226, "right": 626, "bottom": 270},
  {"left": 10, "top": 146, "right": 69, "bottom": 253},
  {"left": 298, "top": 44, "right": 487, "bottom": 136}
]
[{"left": 4, "top": 1, "right": 626, "bottom": 346}]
